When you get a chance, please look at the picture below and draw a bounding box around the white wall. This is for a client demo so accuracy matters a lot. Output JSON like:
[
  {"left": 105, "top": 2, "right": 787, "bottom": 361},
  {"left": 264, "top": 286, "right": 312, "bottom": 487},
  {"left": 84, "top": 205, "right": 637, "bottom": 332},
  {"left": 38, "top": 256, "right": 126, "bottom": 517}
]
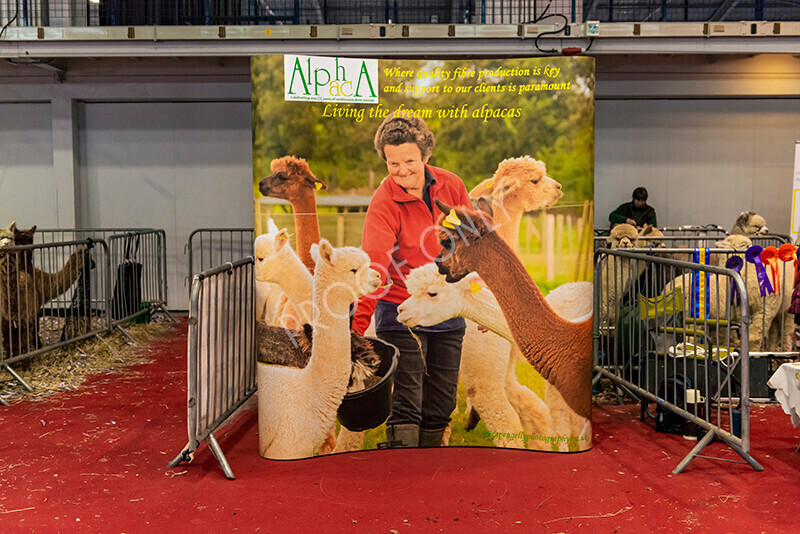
[
  {"left": 80, "top": 101, "right": 254, "bottom": 309},
  {"left": 594, "top": 98, "right": 800, "bottom": 234},
  {"left": 0, "top": 103, "right": 59, "bottom": 229}
]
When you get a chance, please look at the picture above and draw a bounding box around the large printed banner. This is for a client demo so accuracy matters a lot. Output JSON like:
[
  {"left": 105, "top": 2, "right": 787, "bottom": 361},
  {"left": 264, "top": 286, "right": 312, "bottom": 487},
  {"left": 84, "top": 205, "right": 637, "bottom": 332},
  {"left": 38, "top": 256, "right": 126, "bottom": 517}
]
[{"left": 251, "top": 55, "right": 595, "bottom": 459}]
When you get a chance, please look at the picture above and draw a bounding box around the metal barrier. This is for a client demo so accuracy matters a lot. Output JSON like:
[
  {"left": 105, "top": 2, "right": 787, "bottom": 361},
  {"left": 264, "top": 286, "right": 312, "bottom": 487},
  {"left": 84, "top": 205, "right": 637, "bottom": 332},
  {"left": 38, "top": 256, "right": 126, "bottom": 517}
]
[
  {"left": 0, "top": 228, "right": 176, "bottom": 404},
  {"left": 595, "top": 225, "right": 727, "bottom": 238},
  {"left": 34, "top": 228, "right": 155, "bottom": 246},
  {"left": 0, "top": 238, "right": 112, "bottom": 394},
  {"left": 186, "top": 228, "right": 254, "bottom": 284},
  {"left": 106, "top": 231, "right": 173, "bottom": 335},
  {"left": 658, "top": 225, "right": 727, "bottom": 237},
  {"left": 594, "top": 233, "right": 791, "bottom": 252},
  {"left": 34, "top": 228, "right": 153, "bottom": 315},
  {"left": 594, "top": 247, "right": 764, "bottom": 473},
  {"left": 637, "top": 246, "right": 797, "bottom": 358},
  {"left": 169, "top": 257, "right": 256, "bottom": 480}
]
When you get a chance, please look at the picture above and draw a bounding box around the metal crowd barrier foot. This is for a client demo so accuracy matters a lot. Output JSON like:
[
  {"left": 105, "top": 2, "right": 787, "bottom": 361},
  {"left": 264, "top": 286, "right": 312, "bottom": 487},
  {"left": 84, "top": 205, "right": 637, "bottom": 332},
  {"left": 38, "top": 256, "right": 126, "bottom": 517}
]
[
  {"left": 114, "top": 324, "right": 137, "bottom": 344},
  {"left": 168, "top": 444, "right": 195, "bottom": 468},
  {"left": 673, "top": 432, "right": 764, "bottom": 474},
  {"left": 3, "top": 364, "right": 33, "bottom": 392},
  {"left": 168, "top": 435, "right": 235, "bottom": 480},
  {"left": 598, "top": 368, "right": 763, "bottom": 474},
  {"left": 207, "top": 432, "right": 236, "bottom": 480},
  {"left": 155, "top": 303, "right": 179, "bottom": 323}
]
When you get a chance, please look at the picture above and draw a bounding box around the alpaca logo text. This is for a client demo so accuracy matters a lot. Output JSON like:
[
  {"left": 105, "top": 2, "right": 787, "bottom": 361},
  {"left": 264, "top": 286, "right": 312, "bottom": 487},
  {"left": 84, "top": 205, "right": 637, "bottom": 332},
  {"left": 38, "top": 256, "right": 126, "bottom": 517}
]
[{"left": 285, "top": 55, "right": 379, "bottom": 104}]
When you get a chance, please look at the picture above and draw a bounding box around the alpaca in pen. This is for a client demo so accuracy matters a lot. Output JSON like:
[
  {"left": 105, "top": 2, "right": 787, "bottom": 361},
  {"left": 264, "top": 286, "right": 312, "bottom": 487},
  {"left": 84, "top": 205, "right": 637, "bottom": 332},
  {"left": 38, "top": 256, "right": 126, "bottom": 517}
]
[
  {"left": 664, "top": 234, "right": 794, "bottom": 352},
  {"left": 596, "top": 223, "right": 641, "bottom": 326},
  {"left": 0, "top": 222, "right": 88, "bottom": 362},
  {"left": 730, "top": 211, "right": 769, "bottom": 236}
]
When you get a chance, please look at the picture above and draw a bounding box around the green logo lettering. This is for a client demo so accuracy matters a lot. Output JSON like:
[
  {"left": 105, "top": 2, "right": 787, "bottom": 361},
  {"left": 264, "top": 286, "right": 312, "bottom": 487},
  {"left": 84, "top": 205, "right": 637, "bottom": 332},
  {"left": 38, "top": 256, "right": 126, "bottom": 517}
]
[
  {"left": 287, "top": 56, "right": 310, "bottom": 96},
  {"left": 355, "top": 61, "right": 376, "bottom": 98}
]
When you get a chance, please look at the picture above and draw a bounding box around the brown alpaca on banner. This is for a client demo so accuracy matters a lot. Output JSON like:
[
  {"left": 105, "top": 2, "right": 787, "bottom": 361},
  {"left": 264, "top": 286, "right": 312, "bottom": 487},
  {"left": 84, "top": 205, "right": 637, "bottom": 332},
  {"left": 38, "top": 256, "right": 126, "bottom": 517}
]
[
  {"left": 433, "top": 200, "right": 593, "bottom": 421},
  {"left": 465, "top": 156, "right": 564, "bottom": 430},
  {"left": 258, "top": 156, "right": 327, "bottom": 273}
]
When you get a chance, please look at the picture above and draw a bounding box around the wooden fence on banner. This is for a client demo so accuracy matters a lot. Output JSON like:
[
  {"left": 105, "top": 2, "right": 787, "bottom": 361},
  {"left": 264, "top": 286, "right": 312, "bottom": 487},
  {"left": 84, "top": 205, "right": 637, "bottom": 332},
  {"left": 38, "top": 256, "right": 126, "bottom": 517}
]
[{"left": 255, "top": 196, "right": 594, "bottom": 285}]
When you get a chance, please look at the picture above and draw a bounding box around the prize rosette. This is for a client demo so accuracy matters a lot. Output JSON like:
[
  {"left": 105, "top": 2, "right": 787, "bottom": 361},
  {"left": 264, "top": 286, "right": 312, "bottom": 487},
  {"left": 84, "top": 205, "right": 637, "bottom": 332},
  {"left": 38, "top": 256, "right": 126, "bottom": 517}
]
[
  {"left": 778, "top": 243, "right": 798, "bottom": 286},
  {"left": 745, "top": 245, "right": 774, "bottom": 296},
  {"left": 725, "top": 256, "right": 743, "bottom": 306}
]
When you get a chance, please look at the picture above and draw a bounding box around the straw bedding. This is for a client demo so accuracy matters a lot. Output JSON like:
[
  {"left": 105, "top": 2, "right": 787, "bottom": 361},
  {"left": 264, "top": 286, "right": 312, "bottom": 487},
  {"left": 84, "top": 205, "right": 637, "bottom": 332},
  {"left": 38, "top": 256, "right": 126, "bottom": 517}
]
[{"left": 0, "top": 319, "right": 174, "bottom": 400}]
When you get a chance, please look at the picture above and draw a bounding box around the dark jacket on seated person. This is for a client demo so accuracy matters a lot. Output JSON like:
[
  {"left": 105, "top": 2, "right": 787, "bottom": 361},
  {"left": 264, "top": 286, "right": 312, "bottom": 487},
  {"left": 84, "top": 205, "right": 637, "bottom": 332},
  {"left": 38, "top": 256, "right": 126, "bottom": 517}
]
[{"left": 609, "top": 201, "right": 657, "bottom": 228}]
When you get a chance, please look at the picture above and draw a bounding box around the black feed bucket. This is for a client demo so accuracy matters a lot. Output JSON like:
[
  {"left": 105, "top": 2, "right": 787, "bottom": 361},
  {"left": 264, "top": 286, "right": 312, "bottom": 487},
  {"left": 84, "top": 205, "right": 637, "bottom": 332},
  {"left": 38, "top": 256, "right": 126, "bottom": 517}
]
[{"left": 337, "top": 337, "right": 399, "bottom": 432}]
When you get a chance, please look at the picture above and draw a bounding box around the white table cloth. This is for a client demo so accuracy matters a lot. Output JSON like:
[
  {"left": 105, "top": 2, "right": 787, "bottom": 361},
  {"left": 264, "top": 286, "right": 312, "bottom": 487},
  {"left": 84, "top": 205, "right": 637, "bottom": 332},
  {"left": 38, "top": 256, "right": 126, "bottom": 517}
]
[{"left": 768, "top": 362, "right": 800, "bottom": 427}]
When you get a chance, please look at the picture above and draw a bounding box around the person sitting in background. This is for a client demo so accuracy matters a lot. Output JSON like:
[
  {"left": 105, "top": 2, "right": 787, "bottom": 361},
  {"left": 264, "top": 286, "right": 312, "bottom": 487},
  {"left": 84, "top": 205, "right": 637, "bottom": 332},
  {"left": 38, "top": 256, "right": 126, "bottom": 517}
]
[{"left": 609, "top": 186, "right": 657, "bottom": 229}]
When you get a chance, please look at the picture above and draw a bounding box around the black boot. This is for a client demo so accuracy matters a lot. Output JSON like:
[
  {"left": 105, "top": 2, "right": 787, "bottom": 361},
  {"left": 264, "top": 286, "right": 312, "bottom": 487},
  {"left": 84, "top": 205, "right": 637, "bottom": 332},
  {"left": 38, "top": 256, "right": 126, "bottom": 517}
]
[
  {"left": 381, "top": 424, "right": 419, "bottom": 448},
  {"left": 418, "top": 427, "right": 447, "bottom": 448}
]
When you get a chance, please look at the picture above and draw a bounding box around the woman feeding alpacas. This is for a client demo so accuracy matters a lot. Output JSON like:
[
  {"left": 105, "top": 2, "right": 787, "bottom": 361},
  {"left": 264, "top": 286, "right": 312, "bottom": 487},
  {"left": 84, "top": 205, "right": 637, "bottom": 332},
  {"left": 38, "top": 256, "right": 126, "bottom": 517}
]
[{"left": 351, "top": 113, "right": 473, "bottom": 449}]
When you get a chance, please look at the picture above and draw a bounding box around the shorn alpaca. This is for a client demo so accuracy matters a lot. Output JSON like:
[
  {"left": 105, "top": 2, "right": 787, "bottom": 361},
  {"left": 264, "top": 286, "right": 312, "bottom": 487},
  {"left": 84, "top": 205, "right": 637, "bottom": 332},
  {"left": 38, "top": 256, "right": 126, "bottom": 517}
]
[
  {"left": 637, "top": 223, "right": 665, "bottom": 249},
  {"left": 433, "top": 201, "right": 593, "bottom": 448},
  {"left": 0, "top": 222, "right": 88, "bottom": 360},
  {"left": 257, "top": 239, "right": 380, "bottom": 459},
  {"left": 258, "top": 156, "right": 326, "bottom": 273},
  {"left": 398, "top": 263, "right": 592, "bottom": 450}
]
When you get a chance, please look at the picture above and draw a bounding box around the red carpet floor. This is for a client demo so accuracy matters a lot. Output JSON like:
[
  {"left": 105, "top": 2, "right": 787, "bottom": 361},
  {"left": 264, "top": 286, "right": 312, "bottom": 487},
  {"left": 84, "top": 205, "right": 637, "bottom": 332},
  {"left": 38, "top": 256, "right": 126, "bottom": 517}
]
[{"left": 1, "top": 319, "right": 798, "bottom": 533}]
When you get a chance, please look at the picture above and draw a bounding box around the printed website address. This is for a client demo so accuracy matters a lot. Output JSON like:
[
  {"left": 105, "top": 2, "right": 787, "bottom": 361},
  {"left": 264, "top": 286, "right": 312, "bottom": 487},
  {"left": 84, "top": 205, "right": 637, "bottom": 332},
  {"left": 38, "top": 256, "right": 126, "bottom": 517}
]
[{"left": 486, "top": 431, "right": 588, "bottom": 443}]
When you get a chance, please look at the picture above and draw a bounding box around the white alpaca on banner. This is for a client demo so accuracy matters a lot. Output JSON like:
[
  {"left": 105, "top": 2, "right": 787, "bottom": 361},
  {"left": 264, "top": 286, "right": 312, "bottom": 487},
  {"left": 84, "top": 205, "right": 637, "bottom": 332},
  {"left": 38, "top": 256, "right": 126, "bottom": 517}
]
[{"left": 257, "top": 239, "right": 380, "bottom": 460}]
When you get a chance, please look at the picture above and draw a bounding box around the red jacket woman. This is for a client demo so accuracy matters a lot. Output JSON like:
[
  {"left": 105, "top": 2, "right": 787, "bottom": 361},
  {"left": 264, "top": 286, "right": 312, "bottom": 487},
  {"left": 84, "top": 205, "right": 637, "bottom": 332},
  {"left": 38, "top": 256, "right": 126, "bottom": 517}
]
[
  {"left": 352, "top": 164, "right": 471, "bottom": 334},
  {"left": 352, "top": 114, "right": 471, "bottom": 449}
]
